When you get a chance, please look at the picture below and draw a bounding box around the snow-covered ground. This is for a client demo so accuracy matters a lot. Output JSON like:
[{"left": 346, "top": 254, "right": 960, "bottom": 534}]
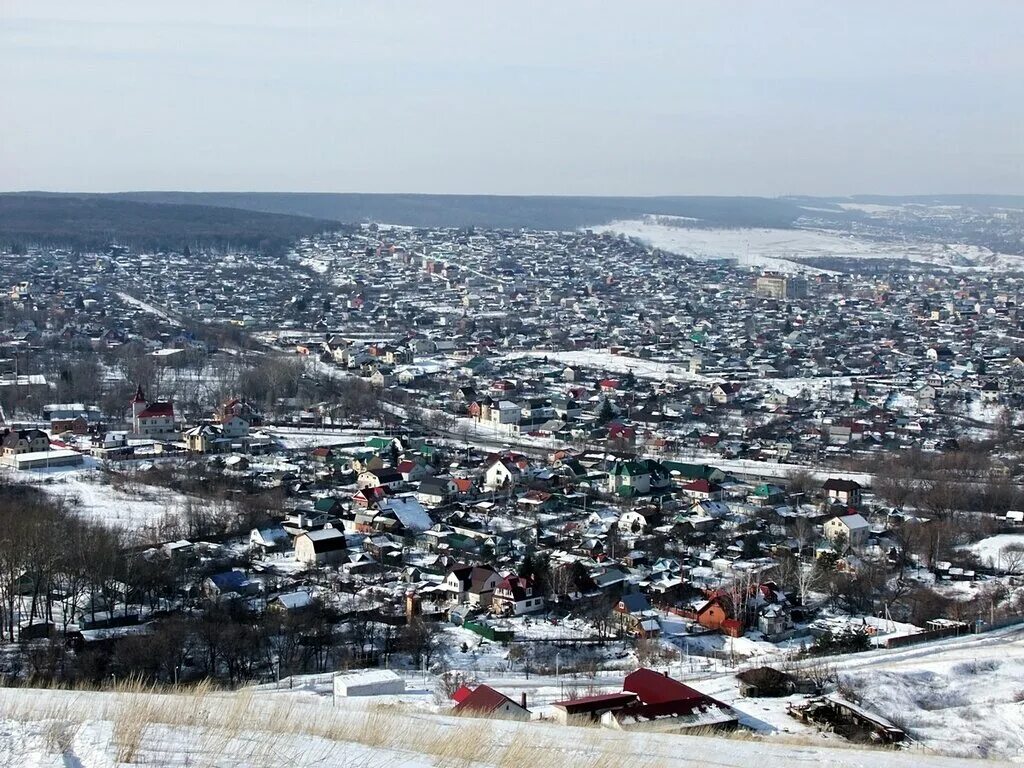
[
  {"left": 0, "top": 683, "right": 1005, "bottom": 768},
  {"left": 836, "top": 622, "right": 1024, "bottom": 760},
  {"left": 965, "top": 534, "right": 1024, "bottom": 571},
  {"left": 2, "top": 464, "right": 193, "bottom": 534},
  {"left": 505, "top": 349, "right": 707, "bottom": 383},
  {"left": 594, "top": 218, "right": 1024, "bottom": 273},
  {"left": 115, "top": 291, "right": 181, "bottom": 325}
]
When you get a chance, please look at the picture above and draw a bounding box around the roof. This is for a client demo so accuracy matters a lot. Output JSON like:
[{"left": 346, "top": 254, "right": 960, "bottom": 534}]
[
  {"left": 300, "top": 528, "right": 347, "bottom": 552},
  {"left": 208, "top": 571, "right": 247, "bottom": 591},
  {"left": 552, "top": 692, "right": 637, "bottom": 713},
  {"left": 834, "top": 513, "right": 870, "bottom": 531},
  {"left": 379, "top": 496, "right": 432, "bottom": 532},
  {"left": 137, "top": 401, "right": 174, "bottom": 419},
  {"left": 418, "top": 476, "right": 453, "bottom": 495},
  {"left": 469, "top": 567, "right": 498, "bottom": 592},
  {"left": 452, "top": 685, "right": 524, "bottom": 715},
  {"left": 823, "top": 478, "right": 861, "bottom": 492},
  {"left": 623, "top": 668, "right": 708, "bottom": 707},
  {"left": 369, "top": 468, "right": 403, "bottom": 483},
  {"left": 272, "top": 590, "right": 315, "bottom": 610},
  {"left": 618, "top": 592, "right": 651, "bottom": 614}
]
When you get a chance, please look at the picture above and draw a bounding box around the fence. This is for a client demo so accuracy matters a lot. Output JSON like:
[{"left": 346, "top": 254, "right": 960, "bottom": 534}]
[
  {"left": 883, "top": 613, "right": 1024, "bottom": 649},
  {"left": 463, "top": 620, "right": 514, "bottom": 643}
]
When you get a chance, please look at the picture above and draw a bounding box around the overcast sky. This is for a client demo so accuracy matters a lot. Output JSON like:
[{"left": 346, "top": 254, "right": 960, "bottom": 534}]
[{"left": 2, "top": 1, "right": 1022, "bottom": 196}]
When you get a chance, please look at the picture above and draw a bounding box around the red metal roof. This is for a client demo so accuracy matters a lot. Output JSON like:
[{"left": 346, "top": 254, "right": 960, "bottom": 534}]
[
  {"left": 452, "top": 685, "right": 520, "bottom": 714},
  {"left": 451, "top": 684, "right": 474, "bottom": 704},
  {"left": 137, "top": 401, "right": 174, "bottom": 419},
  {"left": 623, "top": 668, "right": 706, "bottom": 706}
]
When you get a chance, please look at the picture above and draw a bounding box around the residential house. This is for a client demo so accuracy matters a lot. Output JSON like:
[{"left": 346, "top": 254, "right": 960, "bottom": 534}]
[
  {"left": 294, "top": 526, "right": 348, "bottom": 566},
  {"left": 492, "top": 575, "right": 544, "bottom": 615}
]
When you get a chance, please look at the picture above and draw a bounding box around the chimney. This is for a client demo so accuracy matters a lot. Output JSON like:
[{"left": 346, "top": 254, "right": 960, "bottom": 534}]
[
  {"left": 406, "top": 591, "right": 421, "bottom": 619},
  {"left": 520, "top": 692, "right": 527, "bottom": 710}
]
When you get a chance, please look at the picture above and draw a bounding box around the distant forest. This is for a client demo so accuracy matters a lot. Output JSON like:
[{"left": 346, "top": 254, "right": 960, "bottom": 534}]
[
  {"left": 103, "top": 191, "right": 804, "bottom": 231},
  {"left": 0, "top": 195, "right": 342, "bottom": 255}
]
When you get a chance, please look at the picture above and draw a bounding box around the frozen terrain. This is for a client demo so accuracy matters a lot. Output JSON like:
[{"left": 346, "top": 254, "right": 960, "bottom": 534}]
[
  {"left": 0, "top": 682, "right": 1008, "bottom": 768},
  {"left": 594, "top": 217, "right": 1024, "bottom": 273}
]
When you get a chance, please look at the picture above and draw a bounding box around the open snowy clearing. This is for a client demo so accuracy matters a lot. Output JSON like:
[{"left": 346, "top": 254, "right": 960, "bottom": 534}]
[
  {"left": 0, "top": 684, "right": 1004, "bottom": 768},
  {"left": 505, "top": 349, "right": 707, "bottom": 383},
  {"left": 963, "top": 534, "right": 1024, "bottom": 570},
  {"left": 594, "top": 219, "right": 1024, "bottom": 274},
  {"left": 2, "top": 464, "right": 192, "bottom": 534}
]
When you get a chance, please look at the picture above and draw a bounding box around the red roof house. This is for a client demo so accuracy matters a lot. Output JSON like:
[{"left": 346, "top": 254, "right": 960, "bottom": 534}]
[{"left": 451, "top": 685, "right": 530, "bottom": 720}]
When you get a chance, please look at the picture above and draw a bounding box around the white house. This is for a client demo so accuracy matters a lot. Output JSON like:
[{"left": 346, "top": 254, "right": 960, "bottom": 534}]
[
  {"left": 484, "top": 458, "right": 521, "bottom": 490},
  {"left": 295, "top": 526, "right": 348, "bottom": 566},
  {"left": 824, "top": 513, "right": 870, "bottom": 551}
]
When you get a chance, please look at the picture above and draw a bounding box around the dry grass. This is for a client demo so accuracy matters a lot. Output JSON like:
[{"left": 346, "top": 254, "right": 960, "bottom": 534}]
[{"left": 0, "top": 682, "right": 917, "bottom": 767}]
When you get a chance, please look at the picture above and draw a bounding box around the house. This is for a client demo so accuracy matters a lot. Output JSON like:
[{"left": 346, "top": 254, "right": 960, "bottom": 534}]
[
  {"left": 294, "top": 526, "right": 348, "bottom": 566},
  {"left": 618, "top": 508, "right": 661, "bottom": 535},
  {"left": 822, "top": 478, "right": 862, "bottom": 506},
  {"left": 333, "top": 669, "right": 406, "bottom": 697},
  {"left": 685, "top": 594, "right": 742, "bottom": 636},
  {"left": 377, "top": 496, "right": 433, "bottom": 533},
  {"left": 681, "top": 479, "right": 724, "bottom": 501},
  {"left": 491, "top": 575, "right": 544, "bottom": 616},
  {"left": 551, "top": 692, "right": 639, "bottom": 725},
  {"left": 736, "top": 666, "right": 798, "bottom": 698},
  {"left": 1, "top": 428, "right": 49, "bottom": 456},
  {"left": 249, "top": 526, "right": 291, "bottom": 553},
  {"left": 484, "top": 458, "right": 521, "bottom": 490},
  {"left": 202, "top": 570, "right": 257, "bottom": 598},
  {"left": 601, "top": 668, "right": 737, "bottom": 732},
  {"left": 396, "top": 459, "right": 430, "bottom": 483},
  {"left": 444, "top": 565, "right": 500, "bottom": 607},
  {"left": 710, "top": 383, "right": 742, "bottom": 405},
  {"left": 614, "top": 592, "right": 660, "bottom": 637},
  {"left": 184, "top": 424, "right": 223, "bottom": 454},
  {"left": 824, "top": 513, "right": 870, "bottom": 551},
  {"left": 757, "top": 604, "right": 793, "bottom": 639},
  {"left": 268, "top": 589, "right": 317, "bottom": 613},
  {"left": 606, "top": 460, "right": 651, "bottom": 496},
  {"left": 417, "top": 475, "right": 458, "bottom": 506},
  {"left": 357, "top": 468, "right": 404, "bottom": 490},
  {"left": 451, "top": 685, "right": 530, "bottom": 720},
  {"left": 130, "top": 385, "right": 178, "bottom": 438}
]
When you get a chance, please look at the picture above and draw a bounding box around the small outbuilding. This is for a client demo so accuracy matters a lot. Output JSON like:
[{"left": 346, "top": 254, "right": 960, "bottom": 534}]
[{"left": 333, "top": 669, "right": 405, "bottom": 698}]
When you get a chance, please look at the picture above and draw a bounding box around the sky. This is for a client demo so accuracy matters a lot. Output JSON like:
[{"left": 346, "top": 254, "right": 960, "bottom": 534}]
[{"left": 2, "top": 1, "right": 1022, "bottom": 197}]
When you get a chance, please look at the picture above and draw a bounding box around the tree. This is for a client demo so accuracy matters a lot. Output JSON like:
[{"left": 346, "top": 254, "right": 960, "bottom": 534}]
[
  {"left": 999, "top": 544, "right": 1024, "bottom": 575},
  {"left": 400, "top": 618, "right": 440, "bottom": 669}
]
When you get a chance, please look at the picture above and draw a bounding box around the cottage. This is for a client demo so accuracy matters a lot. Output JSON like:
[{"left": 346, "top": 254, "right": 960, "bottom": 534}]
[
  {"left": 823, "top": 478, "right": 862, "bottom": 506},
  {"left": 295, "top": 526, "right": 348, "bottom": 566},
  {"left": 452, "top": 685, "right": 530, "bottom": 720},
  {"left": 492, "top": 575, "right": 544, "bottom": 615},
  {"left": 824, "top": 513, "right": 870, "bottom": 551}
]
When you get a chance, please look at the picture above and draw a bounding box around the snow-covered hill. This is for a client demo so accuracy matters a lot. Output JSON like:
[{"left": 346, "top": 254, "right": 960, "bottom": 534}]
[{"left": 0, "top": 682, "right": 1010, "bottom": 768}]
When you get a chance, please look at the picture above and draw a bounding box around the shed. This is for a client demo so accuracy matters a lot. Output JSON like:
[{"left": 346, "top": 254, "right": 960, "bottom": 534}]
[{"left": 333, "top": 669, "right": 405, "bottom": 698}]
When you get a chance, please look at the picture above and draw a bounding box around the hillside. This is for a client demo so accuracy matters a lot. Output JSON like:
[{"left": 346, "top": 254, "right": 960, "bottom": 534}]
[
  {"left": 0, "top": 194, "right": 342, "bottom": 254},
  {"left": 0, "top": 685, "right": 1006, "bottom": 768}
]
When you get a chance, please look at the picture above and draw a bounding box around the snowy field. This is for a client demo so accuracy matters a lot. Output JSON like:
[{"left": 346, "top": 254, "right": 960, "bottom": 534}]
[
  {"left": 505, "top": 349, "right": 706, "bottom": 383},
  {"left": 267, "top": 427, "right": 375, "bottom": 450},
  {"left": 965, "top": 534, "right": 1024, "bottom": 570},
  {"left": 0, "top": 683, "right": 1004, "bottom": 768},
  {"left": 594, "top": 218, "right": 1024, "bottom": 274},
  {"left": 836, "top": 622, "right": 1024, "bottom": 760},
  {"left": 2, "top": 463, "right": 193, "bottom": 535}
]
